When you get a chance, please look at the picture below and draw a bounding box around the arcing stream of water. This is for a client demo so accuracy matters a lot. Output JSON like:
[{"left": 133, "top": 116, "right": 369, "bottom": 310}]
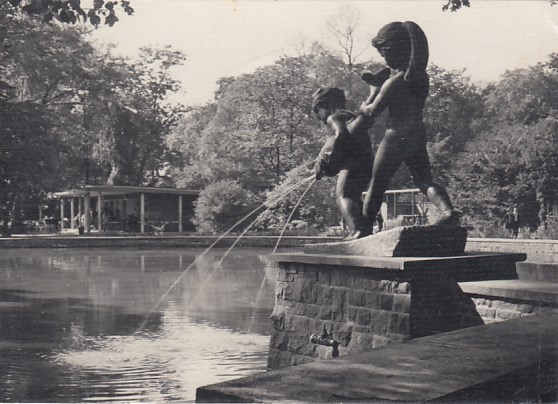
[{"left": 138, "top": 174, "right": 315, "bottom": 332}]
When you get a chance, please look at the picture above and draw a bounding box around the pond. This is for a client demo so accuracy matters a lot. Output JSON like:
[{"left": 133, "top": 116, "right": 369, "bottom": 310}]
[{"left": 0, "top": 247, "right": 279, "bottom": 402}]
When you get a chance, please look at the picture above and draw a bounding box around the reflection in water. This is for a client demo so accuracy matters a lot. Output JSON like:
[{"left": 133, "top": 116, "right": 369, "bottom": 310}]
[{"left": 0, "top": 248, "right": 277, "bottom": 402}]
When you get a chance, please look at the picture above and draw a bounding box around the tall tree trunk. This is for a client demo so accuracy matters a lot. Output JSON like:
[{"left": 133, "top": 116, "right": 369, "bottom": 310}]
[{"left": 106, "top": 162, "right": 120, "bottom": 185}]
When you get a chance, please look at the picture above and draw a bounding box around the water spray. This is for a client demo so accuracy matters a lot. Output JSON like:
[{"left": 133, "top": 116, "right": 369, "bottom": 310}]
[{"left": 137, "top": 174, "right": 315, "bottom": 332}]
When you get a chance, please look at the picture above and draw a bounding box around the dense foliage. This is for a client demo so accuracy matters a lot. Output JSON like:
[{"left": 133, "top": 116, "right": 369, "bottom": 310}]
[
  {"left": 166, "top": 50, "right": 389, "bottom": 232},
  {"left": 3, "top": 2, "right": 558, "bottom": 238},
  {"left": 0, "top": 8, "right": 184, "bottom": 233},
  {"left": 447, "top": 59, "right": 558, "bottom": 233},
  {"left": 168, "top": 51, "right": 558, "bottom": 236},
  {"left": 1, "top": 0, "right": 134, "bottom": 26}
]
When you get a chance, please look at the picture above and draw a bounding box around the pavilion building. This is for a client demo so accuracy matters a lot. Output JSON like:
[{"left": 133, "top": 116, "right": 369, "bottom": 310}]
[{"left": 54, "top": 185, "right": 199, "bottom": 234}]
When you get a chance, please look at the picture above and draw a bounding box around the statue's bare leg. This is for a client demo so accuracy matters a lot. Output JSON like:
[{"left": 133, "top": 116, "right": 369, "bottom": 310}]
[
  {"left": 337, "top": 169, "right": 372, "bottom": 240},
  {"left": 363, "top": 133, "right": 404, "bottom": 228},
  {"left": 407, "top": 147, "right": 459, "bottom": 226}
]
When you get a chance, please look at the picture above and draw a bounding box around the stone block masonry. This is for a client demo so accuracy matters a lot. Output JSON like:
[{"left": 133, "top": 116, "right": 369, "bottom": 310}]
[
  {"left": 464, "top": 296, "right": 557, "bottom": 323},
  {"left": 269, "top": 263, "right": 409, "bottom": 369},
  {"left": 267, "top": 252, "right": 526, "bottom": 369}
]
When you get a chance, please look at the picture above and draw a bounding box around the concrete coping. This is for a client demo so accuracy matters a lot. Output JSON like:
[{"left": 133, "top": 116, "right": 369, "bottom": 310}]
[
  {"left": 196, "top": 314, "right": 558, "bottom": 402},
  {"left": 272, "top": 252, "right": 527, "bottom": 272},
  {"left": 459, "top": 279, "right": 558, "bottom": 305}
]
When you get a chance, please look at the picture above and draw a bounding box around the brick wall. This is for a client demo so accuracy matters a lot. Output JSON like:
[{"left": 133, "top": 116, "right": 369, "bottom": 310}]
[
  {"left": 268, "top": 260, "right": 489, "bottom": 370},
  {"left": 268, "top": 251, "right": 531, "bottom": 370},
  {"left": 457, "top": 295, "right": 558, "bottom": 324},
  {"left": 268, "top": 262, "right": 412, "bottom": 369}
]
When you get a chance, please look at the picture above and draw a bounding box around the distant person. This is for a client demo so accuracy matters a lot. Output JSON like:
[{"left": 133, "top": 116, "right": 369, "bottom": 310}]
[
  {"left": 78, "top": 213, "right": 85, "bottom": 235},
  {"left": 101, "top": 210, "right": 110, "bottom": 230},
  {"left": 504, "top": 207, "right": 520, "bottom": 238},
  {"left": 376, "top": 212, "right": 384, "bottom": 232}
]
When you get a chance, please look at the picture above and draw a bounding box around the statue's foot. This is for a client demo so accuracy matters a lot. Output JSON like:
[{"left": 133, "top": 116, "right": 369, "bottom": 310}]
[
  {"left": 343, "top": 229, "right": 372, "bottom": 241},
  {"left": 433, "top": 210, "right": 461, "bottom": 226},
  {"left": 361, "top": 67, "right": 391, "bottom": 87}
]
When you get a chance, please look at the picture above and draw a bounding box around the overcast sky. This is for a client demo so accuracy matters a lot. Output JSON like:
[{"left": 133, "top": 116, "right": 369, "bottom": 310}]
[{"left": 91, "top": 0, "right": 558, "bottom": 106}]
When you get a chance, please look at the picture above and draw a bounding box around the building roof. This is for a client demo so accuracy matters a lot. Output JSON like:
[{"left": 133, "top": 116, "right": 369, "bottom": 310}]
[
  {"left": 54, "top": 185, "right": 199, "bottom": 198},
  {"left": 384, "top": 188, "right": 421, "bottom": 194}
]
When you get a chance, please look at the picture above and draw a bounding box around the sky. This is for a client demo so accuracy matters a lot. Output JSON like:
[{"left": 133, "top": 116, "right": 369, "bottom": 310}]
[{"left": 91, "top": 0, "right": 558, "bottom": 106}]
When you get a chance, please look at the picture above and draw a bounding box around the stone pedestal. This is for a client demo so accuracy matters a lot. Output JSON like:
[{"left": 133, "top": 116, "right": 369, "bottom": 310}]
[
  {"left": 268, "top": 252, "right": 526, "bottom": 369},
  {"left": 305, "top": 225, "right": 467, "bottom": 257}
]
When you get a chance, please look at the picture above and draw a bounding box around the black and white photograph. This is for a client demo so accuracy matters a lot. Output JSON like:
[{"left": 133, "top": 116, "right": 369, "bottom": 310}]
[{"left": 1, "top": 0, "right": 558, "bottom": 402}]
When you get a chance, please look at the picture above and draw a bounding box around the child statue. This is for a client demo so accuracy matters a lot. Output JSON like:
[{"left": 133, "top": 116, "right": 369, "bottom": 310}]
[
  {"left": 358, "top": 21, "right": 458, "bottom": 228},
  {"left": 311, "top": 69, "right": 390, "bottom": 240}
]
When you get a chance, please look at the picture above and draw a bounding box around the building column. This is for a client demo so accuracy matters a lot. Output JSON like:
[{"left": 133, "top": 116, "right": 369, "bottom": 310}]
[
  {"left": 140, "top": 193, "right": 145, "bottom": 234},
  {"left": 60, "top": 199, "right": 65, "bottom": 230},
  {"left": 178, "top": 195, "right": 183, "bottom": 233},
  {"left": 70, "top": 198, "right": 75, "bottom": 229},
  {"left": 78, "top": 196, "right": 82, "bottom": 219},
  {"left": 97, "top": 192, "right": 103, "bottom": 232},
  {"left": 84, "top": 194, "right": 91, "bottom": 233}
]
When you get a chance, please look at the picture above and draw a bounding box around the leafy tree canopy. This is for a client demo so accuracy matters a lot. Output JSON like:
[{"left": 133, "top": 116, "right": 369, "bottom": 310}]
[
  {"left": 0, "top": 8, "right": 185, "bottom": 231},
  {"left": 1, "top": 0, "right": 133, "bottom": 26},
  {"left": 443, "top": 0, "right": 555, "bottom": 12},
  {"left": 448, "top": 54, "right": 558, "bottom": 231}
]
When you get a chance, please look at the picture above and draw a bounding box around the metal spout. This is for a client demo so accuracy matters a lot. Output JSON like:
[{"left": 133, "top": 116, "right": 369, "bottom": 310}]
[{"left": 309, "top": 327, "right": 339, "bottom": 357}]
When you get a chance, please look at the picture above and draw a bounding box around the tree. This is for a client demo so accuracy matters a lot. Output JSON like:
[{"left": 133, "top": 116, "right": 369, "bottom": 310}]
[
  {"left": 325, "top": 5, "right": 364, "bottom": 67},
  {"left": 447, "top": 124, "right": 534, "bottom": 227},
  {"left": 1, "top": 0, "right": 134, "bottom": 26},
  {"left": 442, "top": 0, "right": 555, "bottom": 11},
  {"left": 423, "top": 64, "right": 483, "bottom": 184},
  {"left": 93, "top": 46, "right": 186, "bottom": 185},
  {"left": 442, "top": 0, "right": 470, "bottom": 12},
  {"left": 167, "top": 50, "right": 386, "bottom": 232},
  {"left": 0, "top": 100, "right": 69, "bottom": 234},
  {"left": 169, "top": 54, "right": 324, "bottom": 193},
  {"left": 484, "top": 64, "right": 558, "bottom": 126},
  {"left": 446, "top": 53, "right": 558, "bottom": 232},
  {"left": 0, "top": 9, "right": 185, "bottom": 232},
  {"left": 0, "top": 11, "right": 91, "bottom": 228}
]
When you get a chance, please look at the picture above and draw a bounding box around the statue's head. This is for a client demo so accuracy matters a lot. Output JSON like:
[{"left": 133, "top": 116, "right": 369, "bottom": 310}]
[
  {"left": 311, "top": 87, "right": 346, "bottom": 122},
  {"left": 372, "top": 21, "right": 428, "bottom": 83}
]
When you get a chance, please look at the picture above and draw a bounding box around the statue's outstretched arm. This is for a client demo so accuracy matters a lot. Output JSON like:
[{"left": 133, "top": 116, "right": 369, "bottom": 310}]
[
  {"left": 362, "top": 68, "right": 391, "bottom": 106},
  {"left": 359, "top": 72, "right": 401, "bottom": 119}
]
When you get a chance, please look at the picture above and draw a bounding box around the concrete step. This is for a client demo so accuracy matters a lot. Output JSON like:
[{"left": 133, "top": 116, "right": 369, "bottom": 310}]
[
  {"left": 459, "top": 279, "right": 558, "bottom": 305},
  {"left": 196, "top": 314, "right": 558, "bottom": 402},
  {"left": 516, "top": 261, "right": 558, "bottom": 283}
]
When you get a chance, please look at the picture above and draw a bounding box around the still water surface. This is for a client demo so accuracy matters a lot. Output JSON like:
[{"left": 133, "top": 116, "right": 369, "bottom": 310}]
[{"left": 0, "top": 248, "right": 278, "bottom": 402}]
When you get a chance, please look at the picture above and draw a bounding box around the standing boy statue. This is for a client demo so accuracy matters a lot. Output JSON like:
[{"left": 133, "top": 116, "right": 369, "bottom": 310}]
[{"left": 358, "top": 21, "right": 458, "bottom": 228}]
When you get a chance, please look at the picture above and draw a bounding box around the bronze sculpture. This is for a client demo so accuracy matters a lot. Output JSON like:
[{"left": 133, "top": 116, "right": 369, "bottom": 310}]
[
  {"left": 359, "top": 21, "right": 458, "bottom": 230},
  {"left": 311, "top": 69, "right": 390, "bottom": 240},
  {"left": 312, "top": 21, "right": 458, "bottom": 239}
]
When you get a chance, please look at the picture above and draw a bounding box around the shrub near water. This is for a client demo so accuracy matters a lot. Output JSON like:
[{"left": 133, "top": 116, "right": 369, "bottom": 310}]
[
  {"left": 535, "top": 214, "right": 558, "bottom": 240},
  {"left": 193, "top": 180, "right": 259, "bottom": 234}
]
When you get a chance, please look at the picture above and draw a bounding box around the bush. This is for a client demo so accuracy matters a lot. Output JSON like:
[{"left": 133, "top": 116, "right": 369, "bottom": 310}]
[
  {"left": 193, "top": 180, "right": 259, "bottom": 234},
  {"left": 534, "top": 214, "right": 558, "bottom": 240}
]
